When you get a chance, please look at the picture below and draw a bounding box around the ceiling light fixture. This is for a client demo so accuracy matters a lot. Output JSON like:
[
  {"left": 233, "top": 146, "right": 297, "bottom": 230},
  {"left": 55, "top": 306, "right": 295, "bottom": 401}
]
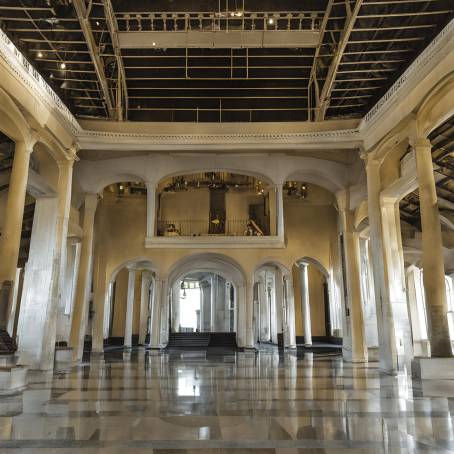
[
  {"left": 95, "top": 21, "right": 100, "bottom": 26},
  {"left": 37, "top": 51, "right": 43, "bottom": 58},
  {"left": 152, "top": 42, "right": 156, "bottom": 46},
  {"left": 268, "top": 18, "right": 274, "bottom": 25},
  {"left": 59, "top": 62, "right": 66, "bottom": 70}
]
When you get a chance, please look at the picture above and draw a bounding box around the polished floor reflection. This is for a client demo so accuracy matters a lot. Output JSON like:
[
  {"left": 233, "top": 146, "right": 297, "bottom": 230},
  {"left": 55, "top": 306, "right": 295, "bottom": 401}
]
[{"left": 0, "top": 349, "right": 453, "bottom": 452}]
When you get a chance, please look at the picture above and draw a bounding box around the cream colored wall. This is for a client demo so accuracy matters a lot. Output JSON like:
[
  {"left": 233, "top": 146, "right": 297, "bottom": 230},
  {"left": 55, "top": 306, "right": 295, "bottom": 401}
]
[
  {"left": 92, "top": 182, "right": 338, "bottom": 339},
  {"left": 110, "top": 268, "right": 142, "bottom": 338},
  {"left": 160, "top": 189, "right": 210, "bottom": 222},
  {"left": 225, "top": 190, "right": 265, "bottom": 221},
  {"left": 112, "top": 268, "right": 127, "bottom": 337}
]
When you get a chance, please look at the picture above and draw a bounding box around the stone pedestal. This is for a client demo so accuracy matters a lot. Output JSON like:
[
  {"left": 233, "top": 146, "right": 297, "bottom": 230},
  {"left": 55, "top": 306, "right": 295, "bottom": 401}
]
[
  {"left": 54, "top": 346, "right": 73, "bottom": 364},
  {"left": 412, "top": 357, "right": 454, "bottom": 379},
  {"left": 0, "top": 365, "right": 28, "bottom": 395}
]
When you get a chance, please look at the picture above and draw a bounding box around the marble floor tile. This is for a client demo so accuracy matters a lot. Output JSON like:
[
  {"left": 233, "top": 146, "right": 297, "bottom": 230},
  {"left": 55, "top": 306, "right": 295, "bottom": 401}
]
[{"left": 0, "top": 349, "right": 453, "bottom": 452}]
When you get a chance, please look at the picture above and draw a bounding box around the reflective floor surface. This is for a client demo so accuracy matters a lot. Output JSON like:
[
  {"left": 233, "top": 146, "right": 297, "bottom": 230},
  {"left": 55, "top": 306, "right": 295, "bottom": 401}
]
[{"left": 0, "top": 349, "right": 454, "bottom": 453}]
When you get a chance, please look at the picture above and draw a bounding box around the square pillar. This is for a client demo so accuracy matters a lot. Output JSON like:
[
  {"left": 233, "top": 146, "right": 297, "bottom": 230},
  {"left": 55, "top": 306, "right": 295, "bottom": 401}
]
[{"left": 17, "top": 196, "right": 59, "bottom": 370}]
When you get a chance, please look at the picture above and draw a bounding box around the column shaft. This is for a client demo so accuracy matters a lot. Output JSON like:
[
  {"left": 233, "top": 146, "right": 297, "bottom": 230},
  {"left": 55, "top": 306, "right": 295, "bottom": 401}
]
[
  {"left": 337, "top": 191, "right": 367, "bottom": 363},
  {"left": 149, "top": 279, "right": 162, "bottom": 348},
  {"left": 299, "top": 264, "right": 312, "bottom": 346},
  {"left": 124, "top": 268, "right": 136, "bottom": 347},
  {"left": 415, "top": 138, "right": 452, "bottom": 357},
  {"left": 276, "top": 184, "right": 285, "bottom": 238},
  {"left": 0, "top": 142, "right": 32, "bottom": 284},
  {"left": 69, "top": 193, "right": 98, "bottom": 362},
  {"left": 146, "top": 182, "right": 157, "bottom": 237},
  {"left": 139, "top": 271, "right": 152, "bottom": 344}
]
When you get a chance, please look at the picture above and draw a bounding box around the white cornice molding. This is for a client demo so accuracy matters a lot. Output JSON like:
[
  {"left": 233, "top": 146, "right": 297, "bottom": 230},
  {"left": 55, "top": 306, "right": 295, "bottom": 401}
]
[{"left": 77, "top": 128, "right": 362, "bottom": 150}]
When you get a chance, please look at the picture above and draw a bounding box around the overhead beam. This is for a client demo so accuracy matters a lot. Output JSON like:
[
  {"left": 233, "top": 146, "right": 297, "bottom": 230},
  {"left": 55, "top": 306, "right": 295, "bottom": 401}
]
[
  {"left": 315, "top": 0, "right": 363, "bottom": 121},
  {"left": 102, "top": 0, "right": 128, "bottom": 120},
  {"left": 72, "top": 0, "right": 116, "bottom": 119},
  {"left": 308, "top": 0, "right": 334, "bottom": 121},
  {"left": 118, "top": 30, "right": 319, "bottom": 49}
]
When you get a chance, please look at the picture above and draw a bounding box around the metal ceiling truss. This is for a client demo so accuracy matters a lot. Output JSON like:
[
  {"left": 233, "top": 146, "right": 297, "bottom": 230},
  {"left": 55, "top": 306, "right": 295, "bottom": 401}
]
[{"left": 0, "top": 0, "right": 452, "bottom": 122}]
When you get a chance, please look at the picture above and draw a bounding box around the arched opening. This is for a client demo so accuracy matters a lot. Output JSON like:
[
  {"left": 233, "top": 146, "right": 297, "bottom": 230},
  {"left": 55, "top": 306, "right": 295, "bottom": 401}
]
[
  {"left": 157, "top": 172, "right": 273, "bottom": 237},
  {"left": 252, "top": 262, "right": 290, "bottom": 348},
  {"left": 292, "top": 257, "right": 342, "bottom": 348},
  {"left": 170, "top": 272, "right": 235, "bottom": 334},
  {"left": 105, "top": 259, "right": 154, "bottom": 348},
  {"left": 165, "top": 253, "right": 246, "bottom": 348}
]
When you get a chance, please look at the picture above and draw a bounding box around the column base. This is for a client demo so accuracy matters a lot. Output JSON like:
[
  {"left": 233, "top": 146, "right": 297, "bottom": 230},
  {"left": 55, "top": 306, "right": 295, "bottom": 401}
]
[
  {"left": 412, "top": 357, "right": 454, "bottom": 379},
  {"left": 54, "top": 346, "right": 73, "bottom": 365},
  {"left": 367, "top": 347, "right": 380, "bottom": 362},
  {"left": 0, "top": 365, "right": 28, "bottom": 395},
  {"left": 0, "top": 328, "right": 17, "bottom": 355}
]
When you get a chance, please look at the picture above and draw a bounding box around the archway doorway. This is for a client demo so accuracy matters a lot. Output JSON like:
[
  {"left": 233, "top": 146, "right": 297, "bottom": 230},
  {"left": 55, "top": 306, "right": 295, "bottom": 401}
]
[
  {"left": 170, "top": 272, "right": 235, "bottom": 333},
  {"left": 292, "top": 258, "right": 342, "bottom": 347}
]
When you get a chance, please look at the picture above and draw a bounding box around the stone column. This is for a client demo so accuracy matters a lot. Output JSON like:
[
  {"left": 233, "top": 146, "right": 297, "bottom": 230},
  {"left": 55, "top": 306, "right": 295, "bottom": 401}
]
[
  {"left": 17, "top": 196, "right": 59, "bottom": 369},
  {"left": 0, "top": 141, "right": 34, "bottom": 339},
  {"left": 298, "top": 263, "right": 312, "bottom": 346},
  {"left": 139, "top": 271, "right": 153, "bottom": 345},
  {"left": 284, "top": 276, "right": 296, "bottom": 348},
  {"left": 274, "top": 268, "right": 284, "bottom": 341},
  {"left": 276, "top": 184, "right": 285, "bottom": 238},
  {"left": 149, "top": 279, "right": 162, "bottom": 348},
  {"left": 245, "top": 280, "right": 255, "bottom": 348},
  {"left": 171, "top": 281, "right": 180, "bottom": 332},
  {"left": 57, "top": 238, "right": 81, "bottom": 344},
  {"left": 365, "top": 157, "right": 412, "bottom": 372},
  {"left": 257, "top": 275, "right": 269, "bottom": 341},
  {"left": 414, "top": 137, "right": 452, "bottom": 357},
  {"left": 124, "top": 266, "right": 136, "bottom": 348},
  {"left": 0, "top": 141, "right": 33, "bottom": 284},
  {"left": 210, "top": 275, "right": 216, "bottom": 331},
  {"left": 337, "top": 191, "right": 367, "bottom": 363},
  {"left": 159, "top": 280, "right": 169, "bottom": 346},
  {"left": 146, "top": 181, "right": 157, "bottom": 237},
  {"left": 69, "top": 193, "right": 98, "bottom": 362}
]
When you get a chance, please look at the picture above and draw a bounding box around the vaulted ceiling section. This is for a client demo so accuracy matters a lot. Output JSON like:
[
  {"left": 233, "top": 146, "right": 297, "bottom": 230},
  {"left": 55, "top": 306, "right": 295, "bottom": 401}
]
[{"left": 0, "top": 0, "right": 453, "bottom": 122}]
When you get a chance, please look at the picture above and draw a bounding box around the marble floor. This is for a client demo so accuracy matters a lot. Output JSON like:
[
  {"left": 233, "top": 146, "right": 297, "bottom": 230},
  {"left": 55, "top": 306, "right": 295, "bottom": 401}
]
[{"left": 0, "top": 349, "right": 454, "bottom": 453}]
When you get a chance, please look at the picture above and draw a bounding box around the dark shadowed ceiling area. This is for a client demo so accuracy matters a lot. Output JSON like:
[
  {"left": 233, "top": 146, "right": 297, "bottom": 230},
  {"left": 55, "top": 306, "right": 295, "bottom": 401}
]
[{"left": 0, "top": 0, "right": 453, "bottom": 122}]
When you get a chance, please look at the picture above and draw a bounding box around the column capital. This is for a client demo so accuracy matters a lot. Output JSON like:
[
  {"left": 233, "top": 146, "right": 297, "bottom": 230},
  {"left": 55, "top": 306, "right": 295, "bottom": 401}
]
[
  {"left": 298, "top": 261, "right": 309, "bottom": 269},
  {"left": 127, "top": 265, "right": 138, "bottom": 272},
  {"left": 335, "top": 189, "right": 349, "bottom": 211},
  {"left": 84, "top": 192, "right": 99, "bottom": 212},
  {"left": 56, "top": 155, "right": 76, "bottom": 170},
  {"left": 409, "top": 136, "right": 432, "bottom": 150}
]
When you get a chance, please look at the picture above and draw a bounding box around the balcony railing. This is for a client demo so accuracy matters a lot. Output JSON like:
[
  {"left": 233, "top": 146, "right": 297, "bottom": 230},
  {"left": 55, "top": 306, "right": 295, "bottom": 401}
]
[
  {"left": 117, "top": 10, "right": 324, "bottom": 33},
  {"left": 157, "top": 219, "right": 266, "bottom": 237}
]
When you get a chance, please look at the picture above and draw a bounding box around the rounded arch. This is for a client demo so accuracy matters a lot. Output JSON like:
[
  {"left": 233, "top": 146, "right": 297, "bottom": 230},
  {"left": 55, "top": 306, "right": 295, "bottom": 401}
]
[
  {"left": 295, "top": 256, "right": 330, "bottom": 279},
  {"left": 417, "top": 71, "right": 454, "bottom": 137},
  {"left": 98, "top": 174, "right": 146, "bottom": 193},
  {"left": 0, "top": 87, "right": 31, "bottom": 144},
  {"left": 166, "top": 253, "right": 246, "bottom": 289},
  {"left": 284, "top": 169, "right": 343, "bottom": 195},
  {"left": 109, "top": 257, "right": 156, "bottom": 284},
  {"left": 157, "top": 168, "right": 274, "bottom": 187},
  {"left": 253, "top": 258, "right": 291, "bottom": 277}
]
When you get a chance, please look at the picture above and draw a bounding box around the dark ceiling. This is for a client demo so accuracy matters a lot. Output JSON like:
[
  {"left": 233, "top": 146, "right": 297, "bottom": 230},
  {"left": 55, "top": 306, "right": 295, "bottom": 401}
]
[{"left": 0, "top": 0, "right": 453, "bottom": 122}]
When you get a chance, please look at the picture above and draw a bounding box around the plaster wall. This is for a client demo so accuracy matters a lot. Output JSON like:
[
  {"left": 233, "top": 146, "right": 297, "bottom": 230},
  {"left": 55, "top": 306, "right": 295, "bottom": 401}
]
[{"left": 91, "top": 182, "right": 337, "bottom": 337}]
